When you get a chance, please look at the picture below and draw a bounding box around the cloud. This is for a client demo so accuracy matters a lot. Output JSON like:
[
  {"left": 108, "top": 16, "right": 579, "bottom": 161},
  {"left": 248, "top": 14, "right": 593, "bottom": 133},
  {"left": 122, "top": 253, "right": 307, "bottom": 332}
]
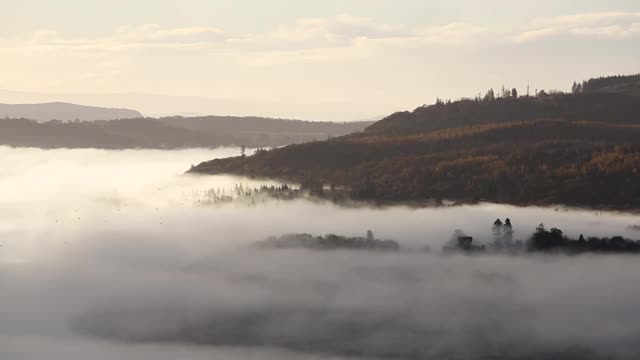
[
  {"left": 420, "top": 22, "right": 487, "bottom": 44},
  {"left": 230, "top": 15, "right": 487, "bottom": 54},
  {"left": 29, "top": 29, "right": 88, "bottom": 47},
  {"left": 230, "top": 15, "right": 411, "bottom": 49},
  {"left": 3, "top": 12, "right": 639, "bottom": 54},
  {"left": 1, "top": 11, "right": 638, "bottom": 105},
  {"left": 114, "top": 24, "right": 225, "bottom": 44},
  {"left": 511, "top": 27, "right": 557, "bottom": 43},
  {"left": 2, "top": 15, "right": 488, "bottom": 57},
  {"left": 3, "top": 25, "right": 227, "bottom": 53},
  {"left": 222, "top": 16, "right": 488, "bottom": 65},
  {"left": 0, "top": 16, "right": 493, "bottom": 71},
  {"left": 27, "top": 12, "right": 640, "bottom": 66},
  {"left": 512, "top": 11, "right": 640, "bottom": 43}
]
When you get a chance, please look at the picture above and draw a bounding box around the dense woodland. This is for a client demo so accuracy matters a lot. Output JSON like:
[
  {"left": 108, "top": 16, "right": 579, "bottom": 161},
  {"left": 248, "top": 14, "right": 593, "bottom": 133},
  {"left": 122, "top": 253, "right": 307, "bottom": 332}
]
[
  {"left": 0, "top": 116, "right": 373, "bottom": 149},
  {"left": 191, "top": 74, "right": 640, "bottom": 209}
]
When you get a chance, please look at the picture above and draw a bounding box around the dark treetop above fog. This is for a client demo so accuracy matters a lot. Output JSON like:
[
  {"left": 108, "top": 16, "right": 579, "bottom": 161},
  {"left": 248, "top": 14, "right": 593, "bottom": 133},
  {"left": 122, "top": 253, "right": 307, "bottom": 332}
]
[
  {"left": 190, "top": 74, "right": 640, "bottom": 209},
  {"left": 445, "top": 219, "right": 640, "bottom": 255},
  {"left": 255, "top": 219, "right": 640, "bottom": 255}
]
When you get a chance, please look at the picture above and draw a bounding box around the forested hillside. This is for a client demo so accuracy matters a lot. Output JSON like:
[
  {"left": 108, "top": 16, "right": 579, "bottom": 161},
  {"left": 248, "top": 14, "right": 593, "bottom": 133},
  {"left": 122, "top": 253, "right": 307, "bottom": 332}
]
[
  {"left": 581, "top": 74, "right": 640, "bottom": 96},
  {"left": 190, "top": 74, "right": 640, "bottom": 208}
]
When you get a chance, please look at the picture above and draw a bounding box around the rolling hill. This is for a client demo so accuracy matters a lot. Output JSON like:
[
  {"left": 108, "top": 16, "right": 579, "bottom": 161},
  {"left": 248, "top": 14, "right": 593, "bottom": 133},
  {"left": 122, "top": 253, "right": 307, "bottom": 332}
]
[
  {"left": 0, "top": 102, "right": 142, "bottom": 122},
  {"left": 190, "top": 74, "right": 640, "bottom": 209},
  {"left": 0, "top": 115, "right": 374, "bottom": 149}
]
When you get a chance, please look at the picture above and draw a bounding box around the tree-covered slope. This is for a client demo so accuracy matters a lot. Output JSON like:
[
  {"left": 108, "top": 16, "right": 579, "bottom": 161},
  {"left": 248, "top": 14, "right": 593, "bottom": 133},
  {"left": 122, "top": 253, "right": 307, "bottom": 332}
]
[{"left": 190, "top": 75, "right": 640, "bottom": 208}]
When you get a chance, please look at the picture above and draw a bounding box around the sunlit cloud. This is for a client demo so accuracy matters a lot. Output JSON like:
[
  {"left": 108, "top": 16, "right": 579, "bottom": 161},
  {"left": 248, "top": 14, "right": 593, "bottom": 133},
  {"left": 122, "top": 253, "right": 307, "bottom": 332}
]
[
  {"left": 420, "top": 22, "right": 487, "bottom": 44},
  {"left": 511, "top": 11, "right": 640, "bottom": 43},
  {"left": 0, "top": 15, "right": 493, "bottom": 72},
  {"left": 229, "top": 14, "right": 412, "bottom": 50},
  {"left": 5, "top": 12, "right": 637, "bottom": 60},
  {"left": 0, "top": 11, "right": 638, "bottom": 116},
  {"left": 13, "top": 12, "right": 637, "bottom": 54},
  {"left": 114, "top": 24, "right": 226, "bottom": 44},
  {"left": 2, "top": 15, "right": 490, "bottom": 55}
]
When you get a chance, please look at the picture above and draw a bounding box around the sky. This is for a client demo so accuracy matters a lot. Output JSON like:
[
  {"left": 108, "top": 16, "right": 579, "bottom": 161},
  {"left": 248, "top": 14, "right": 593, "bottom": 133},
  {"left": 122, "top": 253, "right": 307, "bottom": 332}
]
[{"left": 1, "top": 0, "right": 639, "bottom": 120}]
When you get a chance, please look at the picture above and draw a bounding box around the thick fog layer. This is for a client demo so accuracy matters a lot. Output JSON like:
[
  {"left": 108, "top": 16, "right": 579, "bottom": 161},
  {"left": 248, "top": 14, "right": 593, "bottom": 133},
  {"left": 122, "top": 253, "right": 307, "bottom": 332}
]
[{"left": 1, "top": 146, "right": 640, "bottom": 359}]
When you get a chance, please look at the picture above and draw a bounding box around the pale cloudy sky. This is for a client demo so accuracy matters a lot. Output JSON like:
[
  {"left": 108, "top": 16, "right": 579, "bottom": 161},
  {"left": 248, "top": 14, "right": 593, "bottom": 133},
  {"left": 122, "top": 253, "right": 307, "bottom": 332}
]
[{"left": 1, "top": 0, "right": 639, "bottom": 120}]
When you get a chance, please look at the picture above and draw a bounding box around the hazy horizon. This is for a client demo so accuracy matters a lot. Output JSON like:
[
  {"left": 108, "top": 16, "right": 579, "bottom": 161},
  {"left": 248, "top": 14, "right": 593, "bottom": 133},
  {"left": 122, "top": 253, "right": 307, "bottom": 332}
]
[
  {"left": 2, "top": 0, "right": 639, "bottom": 120},
  {"left": 0, "top": 89, "right": 389, "bottom": 122}
]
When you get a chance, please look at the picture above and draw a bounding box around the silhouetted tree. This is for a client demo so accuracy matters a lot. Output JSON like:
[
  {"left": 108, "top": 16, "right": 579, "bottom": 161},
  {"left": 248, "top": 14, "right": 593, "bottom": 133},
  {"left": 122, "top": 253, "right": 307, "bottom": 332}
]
[
  {"left": 503, "top": 218, "right": 514, "bottom": 247},
  {"left": 501, "top": 85, "right": 508, "bottom": 98},
  {"left": 492, "top": 218, "right": 503, "bottom": 248},
  {"left": 484, "top": 89, "right": 495, "bottom": 101},
  {"left": 578, "top": 234, "right": 587, "bottom": 246},
  {"left": 529, "top": 223, "right": 566, "bottom": 251},
  {"left": 367, "top": 230, "right": 374, "bottom": 241}
]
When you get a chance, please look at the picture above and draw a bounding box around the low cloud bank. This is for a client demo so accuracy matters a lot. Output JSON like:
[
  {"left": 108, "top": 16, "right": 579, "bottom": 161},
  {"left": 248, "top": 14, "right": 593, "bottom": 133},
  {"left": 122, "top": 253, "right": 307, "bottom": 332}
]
[
  {"left": 1, "top": 147, "right": 640, "bottom": 359},
  {"left": 4, "top": 247, "right": 640, "bottom": 359}
]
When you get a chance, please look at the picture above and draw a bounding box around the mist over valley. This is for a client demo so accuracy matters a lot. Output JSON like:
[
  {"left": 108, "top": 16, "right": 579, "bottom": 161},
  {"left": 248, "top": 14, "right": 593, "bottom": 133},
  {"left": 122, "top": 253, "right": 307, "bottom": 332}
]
[
  {"left": 2, "top": 147, "right": 640, "bottom": 359},
  {"left": 3, "top": 1, "right": 640, "bottom": 358}
]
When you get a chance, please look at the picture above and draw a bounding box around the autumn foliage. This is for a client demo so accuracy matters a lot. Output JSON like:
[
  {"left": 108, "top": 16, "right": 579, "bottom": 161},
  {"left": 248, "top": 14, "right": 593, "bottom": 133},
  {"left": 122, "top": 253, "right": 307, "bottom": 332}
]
[{"left": 191, "top": 75, "right": 640, "bottom": 208}]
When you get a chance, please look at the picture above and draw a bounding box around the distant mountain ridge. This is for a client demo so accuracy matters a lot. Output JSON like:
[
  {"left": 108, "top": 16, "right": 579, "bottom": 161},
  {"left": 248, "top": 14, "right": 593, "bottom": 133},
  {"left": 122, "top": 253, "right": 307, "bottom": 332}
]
[
  {"left": 156, "top": 115, "right": 371, "bottom": 135},
  {"left": 0, "top": 114, "right": 374, "bottom": 149},
  {"left": 0, "top": 102, "right": 143, "bottom": 122}
]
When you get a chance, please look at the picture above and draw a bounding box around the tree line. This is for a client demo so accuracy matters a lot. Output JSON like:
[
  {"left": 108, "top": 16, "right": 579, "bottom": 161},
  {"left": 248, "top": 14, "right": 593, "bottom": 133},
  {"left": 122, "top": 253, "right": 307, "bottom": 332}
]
[{"left": 449, "top": 219, "right": 640, "bottom": 255}]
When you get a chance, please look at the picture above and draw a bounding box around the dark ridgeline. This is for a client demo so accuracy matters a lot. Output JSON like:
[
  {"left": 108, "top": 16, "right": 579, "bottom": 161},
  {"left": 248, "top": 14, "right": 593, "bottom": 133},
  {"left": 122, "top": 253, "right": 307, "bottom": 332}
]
[
  {"left": 580, "top": 74, "right": 640, "bottom": 96},
  {"left": 0, "top": 114, "right": 374, "bottom": 149},
  {"left": 190, "top": 74, "right": 640, "bottom": 209}
]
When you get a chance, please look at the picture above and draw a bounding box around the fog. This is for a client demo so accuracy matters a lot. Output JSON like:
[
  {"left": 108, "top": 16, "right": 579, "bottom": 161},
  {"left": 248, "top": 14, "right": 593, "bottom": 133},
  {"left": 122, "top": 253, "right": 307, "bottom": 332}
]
[{"left": 1, "top": 146, "right": 640, "bottom": 359}]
